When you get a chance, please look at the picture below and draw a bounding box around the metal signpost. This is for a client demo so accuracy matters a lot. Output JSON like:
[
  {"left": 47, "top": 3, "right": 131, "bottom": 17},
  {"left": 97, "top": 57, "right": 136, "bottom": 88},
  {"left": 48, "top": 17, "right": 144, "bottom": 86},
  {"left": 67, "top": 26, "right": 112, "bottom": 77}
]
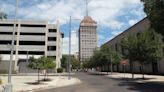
[{"left": 120, "top": 58, "right": 127, "bottom": 79}]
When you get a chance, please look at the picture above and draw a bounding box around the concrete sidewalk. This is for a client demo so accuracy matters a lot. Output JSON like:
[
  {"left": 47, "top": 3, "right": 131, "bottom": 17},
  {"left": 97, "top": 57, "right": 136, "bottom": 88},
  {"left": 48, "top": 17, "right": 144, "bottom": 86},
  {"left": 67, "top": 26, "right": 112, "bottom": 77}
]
[
  {"left": 106, "top": 73, "right": 164, "bottom": 82},
  {"left": 0, "top": 74, "right": 81, "bottom": 92},
  {"left": 89, "top": 70, "right": 164, "bottom": 83},
  {"left": 0, "top": 72, "right": 75, "bottom": 76}
]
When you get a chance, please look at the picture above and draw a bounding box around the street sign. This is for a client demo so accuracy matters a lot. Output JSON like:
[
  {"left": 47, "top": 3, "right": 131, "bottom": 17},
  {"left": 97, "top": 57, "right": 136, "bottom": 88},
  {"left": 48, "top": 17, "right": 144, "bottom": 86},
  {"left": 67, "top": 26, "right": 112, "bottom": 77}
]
[
  {"left": 120, "top": 58, "right": 127, "bottom": 66},
  {"left": 120, "top": 58, "right": 127, "bottom": 79}
]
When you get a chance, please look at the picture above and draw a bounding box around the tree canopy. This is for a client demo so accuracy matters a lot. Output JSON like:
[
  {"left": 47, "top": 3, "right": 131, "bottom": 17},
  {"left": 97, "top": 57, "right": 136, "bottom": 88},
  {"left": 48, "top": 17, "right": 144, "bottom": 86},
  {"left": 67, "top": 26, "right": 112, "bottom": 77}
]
[
  {"left": 61, "top": 55, "right": 80, "bottom": 70},
  {"left": 61, "top": 55, "right": 68, "bottom": 69},
  {"left": 84, "top": 45, "right": 121, "bottom": 69},
  {"left": 121, "top": 29, "right": 163, "bottom": 78},
  {"left": 28, "top": 56, "right": 56, "bottom": 82},
  {"left": 28, "top": 56, "right": 56, "bottom": 70},
  {"left": 28, "top": 56, "right": 43, "bottom": 70},
  {"left": 141, "top": 0, "right": 164, "bottom": 36}
]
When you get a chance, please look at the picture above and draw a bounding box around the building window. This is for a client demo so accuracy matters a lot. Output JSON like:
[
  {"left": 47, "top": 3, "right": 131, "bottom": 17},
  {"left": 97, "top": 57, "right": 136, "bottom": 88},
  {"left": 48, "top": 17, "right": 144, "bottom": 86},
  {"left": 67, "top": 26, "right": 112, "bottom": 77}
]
[
  {"left": 0, "top": 32, "right": 18, "bottom": 35},
  {"left": 48, "top": 56, "right": 56, "bottom": 60},
  {"left": 48, "top": 37, "right": 56, "bottom": 41},
  {"left": 115, "top": 43, "right": 118, "bottom": 51},
  {"left": 47, "top": 46, "right": 56, "bottom": 51},
  {"left": 19, "top": 41, "right": 45, "bottom": 45},
  {"left": 21, "top": 24, "right": 46, "bottom": 27},
  {"left": 49, "top": 29, "right": 57, "bottom": 32},
  {"left": 20, "top": 33, "right": 45, "bottom": 35},
  {"left": 0, "top": 24, "right": 18, "bottom": 26},
  {"left": 0, "top": 40, "right": 16, "bottom": 45}
]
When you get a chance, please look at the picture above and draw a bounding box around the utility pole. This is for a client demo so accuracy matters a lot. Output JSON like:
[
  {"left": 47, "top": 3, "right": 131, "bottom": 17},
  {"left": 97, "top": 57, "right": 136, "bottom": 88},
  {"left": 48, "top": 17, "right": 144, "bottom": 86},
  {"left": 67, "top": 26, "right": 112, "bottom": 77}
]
[
  {"left": 26, "top": 51, "right": 29, "bottom": 75},
  {"left": 110, "top": 54, "right": 113, "bottom": 74},
  {"left": 5, "top": 0, "right": 19, "bottom": 92},
  {"left": 68, "top": 16, "right": 72, "bottom": 80},
  {"left": 86, "top": 0, "right": 88, "bottom": 16},
  {"left": 68, "top": 16, "right": 81, "bottom": 80}
]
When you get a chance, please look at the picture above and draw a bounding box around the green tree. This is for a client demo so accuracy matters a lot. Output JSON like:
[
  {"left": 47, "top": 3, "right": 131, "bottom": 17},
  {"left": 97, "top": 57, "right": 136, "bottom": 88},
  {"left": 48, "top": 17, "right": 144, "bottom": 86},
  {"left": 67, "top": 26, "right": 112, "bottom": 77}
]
[
  {"left": 71, "top": 58, "right": 81, "bottom": 70},
  {"left": 135, "top": 29, "right": 163, "bottom": 78},
  {"left": 28, "top": 56, "right": 43, "bottom": 83},
  {"left": 112, "top": 51, "right": 121, "bottom": 72},
  {"left": 85, "top": 45, "right": 121, "bottom": 74},
  {"left": 89, "top": 49, "right": 104, "bottom": 68},
  {"left": 121, "top": 33, "right": 141, "bottom": 78},
  {"left": 61, "top": 55, "right": 68, "bottom": 70},
  {"left": 121, "top": 29, "right": 163, "bottom": 79},
  {"left": 100, "top": 45, "right": 112, "bottom": 73},
  {"left": 82, "top": 60, "right": 91, "bottom": 69},
  {"left": 61, "top": 55, "right": 81, "bottom": 71},
  {"left": 100, "top": 45, "right": 121, "bottom": 73},
  {"left": 141, "top": 0, "right": 164, "bottom": 36},
  {"left": 38, "top": 56, "right": 56, "bottom": 81}
]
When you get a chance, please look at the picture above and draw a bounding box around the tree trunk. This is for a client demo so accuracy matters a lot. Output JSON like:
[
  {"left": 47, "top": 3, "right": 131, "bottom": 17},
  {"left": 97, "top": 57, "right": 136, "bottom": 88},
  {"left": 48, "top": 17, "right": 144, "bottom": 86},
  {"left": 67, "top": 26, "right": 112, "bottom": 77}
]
[
  {"left": 107, "top": 65, "right": 109, "bottom": 74},
  {"left": 130, "top": 62, "right": 134, "bottom": 79},
  {"left": 141, "top": 64, "right": 145, "bottom": 79},
  {"left": 44, "top": 69, "right": 46, "bottom": 80},
  {"left": 47, "top": 69, "right": 48, "bottom": 79},
  {"left": 117, "top": 64, "right": 119, "bottom": 72},
  {"left": 38, "top": 69, "right": 40, "bottom": 83}
]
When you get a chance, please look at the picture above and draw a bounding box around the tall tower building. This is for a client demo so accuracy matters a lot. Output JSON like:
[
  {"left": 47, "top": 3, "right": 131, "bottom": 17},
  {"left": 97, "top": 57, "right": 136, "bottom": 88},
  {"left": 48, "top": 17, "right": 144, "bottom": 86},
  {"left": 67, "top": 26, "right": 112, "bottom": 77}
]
[{"left": 79, "top": 16, "right": 97, "bottom": 62}]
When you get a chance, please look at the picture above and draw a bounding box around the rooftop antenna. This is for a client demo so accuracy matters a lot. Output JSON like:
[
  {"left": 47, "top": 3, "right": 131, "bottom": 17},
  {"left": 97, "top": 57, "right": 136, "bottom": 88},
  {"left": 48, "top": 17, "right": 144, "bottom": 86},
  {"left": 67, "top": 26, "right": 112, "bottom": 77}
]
[{"left": 86, "top": 0, "right": 88, "bottom": 16}]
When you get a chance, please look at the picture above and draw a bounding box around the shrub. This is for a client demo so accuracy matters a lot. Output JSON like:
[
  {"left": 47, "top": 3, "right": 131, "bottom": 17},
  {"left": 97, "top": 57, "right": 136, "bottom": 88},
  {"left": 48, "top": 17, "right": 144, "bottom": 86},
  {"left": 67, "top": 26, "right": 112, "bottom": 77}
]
[{"left": 57, "top": 68, "right": 63, "bottom": 73}]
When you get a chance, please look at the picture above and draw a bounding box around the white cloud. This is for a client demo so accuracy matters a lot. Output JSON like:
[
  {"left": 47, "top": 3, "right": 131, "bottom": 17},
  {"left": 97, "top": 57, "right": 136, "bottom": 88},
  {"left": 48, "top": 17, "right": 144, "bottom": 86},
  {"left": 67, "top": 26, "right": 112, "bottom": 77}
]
[
  {"left": 63, "top": 30, "right": 78, "bottom": 54},
  {"left": 128, "top": 19, "right": 138, "bottom": 26},
  {"left": 111, "top": 31, "right": 122, "bottom": 36},
  {"left": 2, "top": 0, "right": 143, "bottom": 25},
  {"left": 0, "top": 0, "right": 145, "bottom": 54},
  {"left": 89, "top": 0, "right": 142, "bottom": 29}
]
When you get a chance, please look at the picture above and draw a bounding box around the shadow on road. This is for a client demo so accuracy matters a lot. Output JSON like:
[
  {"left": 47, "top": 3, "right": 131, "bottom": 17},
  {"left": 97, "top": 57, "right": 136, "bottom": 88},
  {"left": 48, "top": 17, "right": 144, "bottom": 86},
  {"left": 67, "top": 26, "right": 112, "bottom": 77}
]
[
  {"left": 106, "top": 76, "right": 164, "bottom": 92},
  {"left": 87, "top": 72, "right": 164, "bottom": 92},
  {"left": 117, "top": 81, "right": 164, "bottom": 92},
  {"left": 87, "top": 72, "right": 118, "bottom": 76}
]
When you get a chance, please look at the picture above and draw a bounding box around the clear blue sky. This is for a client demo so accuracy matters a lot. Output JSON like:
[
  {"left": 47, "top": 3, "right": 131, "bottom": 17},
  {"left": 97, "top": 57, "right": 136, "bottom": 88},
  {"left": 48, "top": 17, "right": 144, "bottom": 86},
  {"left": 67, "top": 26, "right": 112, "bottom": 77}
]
[{"left": 0, "top": 0, "right": 146, "bottom": 54}]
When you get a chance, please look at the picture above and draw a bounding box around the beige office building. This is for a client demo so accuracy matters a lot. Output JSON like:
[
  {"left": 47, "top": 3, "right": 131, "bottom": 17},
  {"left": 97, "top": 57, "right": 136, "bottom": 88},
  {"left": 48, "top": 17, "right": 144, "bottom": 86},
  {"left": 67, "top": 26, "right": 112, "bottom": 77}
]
[
  {"left": 0, "top": 19, "right": 63, "bottom": 73},
  {"left": 79, "top": 16, "right": 97, "bottom": 62}
]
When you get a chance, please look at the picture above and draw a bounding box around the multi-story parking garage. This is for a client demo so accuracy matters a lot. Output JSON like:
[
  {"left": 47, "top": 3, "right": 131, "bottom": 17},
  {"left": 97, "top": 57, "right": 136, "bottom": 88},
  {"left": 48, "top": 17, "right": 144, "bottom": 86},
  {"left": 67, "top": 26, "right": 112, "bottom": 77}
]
[{"left": 0, "top": 19, "right": 63, "bottom": 73}]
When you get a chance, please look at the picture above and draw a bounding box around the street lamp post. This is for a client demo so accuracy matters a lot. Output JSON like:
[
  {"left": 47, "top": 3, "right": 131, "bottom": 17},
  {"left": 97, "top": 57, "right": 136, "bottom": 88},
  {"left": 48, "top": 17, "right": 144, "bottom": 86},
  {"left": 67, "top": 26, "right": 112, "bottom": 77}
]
[
  {"left": 26, "top": 51, "right": 29, "bottom": 75},
  {"left": 110, "top": 54, "right": 113, "bottom": 74},
  {"left": 68, "top": 16, "right": 81, "bottom": 80},
  {"left": 4, "top": 0, "right": 19, "bottom": 92},
  {"left": 68, "top": 16, "right": 72, "bottom": 80}
]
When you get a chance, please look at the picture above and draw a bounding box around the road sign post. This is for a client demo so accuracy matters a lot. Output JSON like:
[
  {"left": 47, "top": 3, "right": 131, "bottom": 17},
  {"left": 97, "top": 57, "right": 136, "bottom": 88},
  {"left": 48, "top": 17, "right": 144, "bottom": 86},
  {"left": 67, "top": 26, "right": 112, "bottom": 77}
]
[{"left": 120, "top": 58, "right": 127, "bottom": 79}]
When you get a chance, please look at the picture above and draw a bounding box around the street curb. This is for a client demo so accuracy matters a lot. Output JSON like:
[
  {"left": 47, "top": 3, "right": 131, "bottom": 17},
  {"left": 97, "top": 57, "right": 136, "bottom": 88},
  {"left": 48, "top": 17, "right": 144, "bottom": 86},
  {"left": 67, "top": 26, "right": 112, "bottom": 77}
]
[
  {"left": 17, "top": 77, "right": 81, "bottom": 92},
  {"left": 27, "top": 78, "right": 81, "bottom": 92},
  {"left": 15, "top": 77, "right": 60, "bottom": 92}
]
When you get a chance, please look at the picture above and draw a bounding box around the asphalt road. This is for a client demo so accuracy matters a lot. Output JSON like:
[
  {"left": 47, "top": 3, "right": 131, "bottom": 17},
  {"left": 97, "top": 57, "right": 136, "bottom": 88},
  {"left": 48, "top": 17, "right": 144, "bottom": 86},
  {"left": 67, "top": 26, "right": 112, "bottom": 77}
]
[{"left": 35, "top": 72, "right": 164, "bottom": 92}]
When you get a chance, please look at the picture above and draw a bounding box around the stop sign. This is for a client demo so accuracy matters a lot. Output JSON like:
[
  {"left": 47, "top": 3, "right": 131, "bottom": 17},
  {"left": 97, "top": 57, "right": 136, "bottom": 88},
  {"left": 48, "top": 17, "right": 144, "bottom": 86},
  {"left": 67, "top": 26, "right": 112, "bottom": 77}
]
[{"left": 120, "top": 58, "right": 127, "bottom": 65}]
